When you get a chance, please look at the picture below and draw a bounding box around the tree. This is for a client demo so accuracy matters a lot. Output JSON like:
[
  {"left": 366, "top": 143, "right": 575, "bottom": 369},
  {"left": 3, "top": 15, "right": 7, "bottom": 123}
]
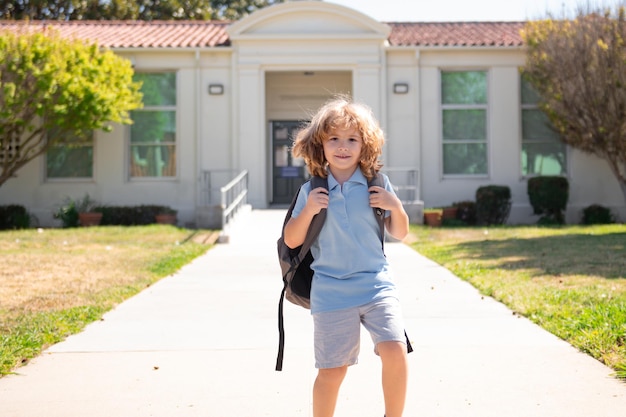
[
  {"left": 0, "top": 0, "right": 284, "bottom": 20},
  {"left": 522, "top": 6, "right": 626, "bottom": 202},
  {"left": 0, "top": 27, "right": 142, "bottom": 187},
  {"left": 210, "top": 0, "right": 282, "bottom": 20}
]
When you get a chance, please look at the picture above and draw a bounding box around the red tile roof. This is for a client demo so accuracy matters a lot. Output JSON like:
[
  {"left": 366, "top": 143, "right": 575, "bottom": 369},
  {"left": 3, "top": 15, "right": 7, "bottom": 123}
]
[
  {"left": 0, "top": 20, "right": 231, "bottom": 48},
  {"left": 0, "top": 20, "right": 524, "bottom": 49},
  {"left": 387, "top": 22, "right": 525, "bottom": 47}
]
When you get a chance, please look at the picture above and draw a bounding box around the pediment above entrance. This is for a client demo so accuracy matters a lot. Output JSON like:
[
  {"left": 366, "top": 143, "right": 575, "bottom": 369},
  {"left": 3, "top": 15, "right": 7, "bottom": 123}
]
[{"left": 227, "top": 1, "right": 390, "bottom": 40}]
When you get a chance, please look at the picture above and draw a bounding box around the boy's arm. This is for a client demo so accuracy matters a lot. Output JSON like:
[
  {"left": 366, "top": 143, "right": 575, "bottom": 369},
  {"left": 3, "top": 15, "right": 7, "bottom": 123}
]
[
  {"left": 283, "top": 187, "right": 329, "bottom": 248},
  {"left": 385, "top": 204, "right": 409, "bottom": 240}
]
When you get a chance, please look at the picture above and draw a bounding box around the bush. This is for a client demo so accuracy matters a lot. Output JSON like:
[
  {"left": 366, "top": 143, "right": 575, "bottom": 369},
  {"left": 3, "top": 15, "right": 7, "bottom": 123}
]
[
  {"left": 581, "top": 204, "right": 615, "bottom": 225},
  {"left": 0, "top": 205, "right": 31, "bottom": 230},
  {"left": 527, "top": 176, "right": 569, "bottom": 224},
  {"left": 475, "top": 185, "right": 511, "bottom": 225},
  {"left": 453, "top": 200, "right": 477, "bottom": 225},
  {"left": 99, "top": 205, "right": 170, "bottom": 225},
  {"left": 52, "top": 202, "right": 174, "bottom": 227}
]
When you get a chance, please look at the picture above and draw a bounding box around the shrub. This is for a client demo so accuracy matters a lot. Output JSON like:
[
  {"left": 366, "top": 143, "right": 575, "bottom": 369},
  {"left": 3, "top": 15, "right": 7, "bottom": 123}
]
[
  {"left": 52, "top": 203, "right": 174, "bottom": 227},
  {"left": 453, "top": 200, "right": 477, "bottom": 225},
  {"left": 53, "top": 195, "right": 107, "bottom": 228},
  {"left": 53, "top": 199, "right": 79, "bottom": 228},
  {"left": 442, "top": 218, "right": 467, "bottom": 227},
  {"left": 99, "top": 205, "right": 170, "bottom": 225},
  {"left": 0, "top": 205, "right": 30, "bottom": 230},
  {"left": 581, "top": 204, "right": 615, "bottom": 225},
  {"left": 527, "top": 176, "right": 569, "bottom": 224},
  {"left": 475, "top": 185, "right": 511, "bottom": 225}
]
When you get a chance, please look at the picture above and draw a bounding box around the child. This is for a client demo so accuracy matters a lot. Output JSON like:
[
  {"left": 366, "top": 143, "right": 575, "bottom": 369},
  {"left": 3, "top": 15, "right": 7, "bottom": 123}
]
[{"left": 284, "top": 97, "right": 409, "bottom": 417}]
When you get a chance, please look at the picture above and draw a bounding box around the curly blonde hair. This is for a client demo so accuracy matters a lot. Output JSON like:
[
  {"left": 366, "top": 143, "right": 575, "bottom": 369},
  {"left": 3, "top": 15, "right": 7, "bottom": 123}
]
[{"left": 292, "top": 96, "right": 385, "bottom": 181}]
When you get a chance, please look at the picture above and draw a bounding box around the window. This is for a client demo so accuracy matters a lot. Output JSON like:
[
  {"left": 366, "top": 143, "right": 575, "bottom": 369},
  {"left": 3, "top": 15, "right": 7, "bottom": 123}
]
[
  {"left": 441, "top": 70, "right": 488, "bottom": 175},
  {"left": 521, "top": 77, "right": 567, "bottom": 176},
  {"left": 130, "top": 72, "right": 176, "bottom": 178},
  {"left": 46, "top": 130, "right": 93, "bottom": 179}
]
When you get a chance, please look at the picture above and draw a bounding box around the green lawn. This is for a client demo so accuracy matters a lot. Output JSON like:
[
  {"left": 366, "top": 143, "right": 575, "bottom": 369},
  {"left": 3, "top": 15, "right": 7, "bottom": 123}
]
[
  {"left": 407, "top": 224, "right": 626, "bottom": 379},
  {"left": 0, "top": 226, "right": 214, "bottom": 376}
]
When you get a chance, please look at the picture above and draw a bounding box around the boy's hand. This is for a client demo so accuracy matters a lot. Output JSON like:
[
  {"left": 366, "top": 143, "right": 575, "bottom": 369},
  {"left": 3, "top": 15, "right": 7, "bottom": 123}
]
[
  {"left": 305, "top": 187, "right": 329, "bottom": 215},
  {"left": 368, "top": 186, "right": 401, "bottom": 211},
  {"left": 369, "top": 185, "right": 409, "bottom": 240},
  {"left": 284, "top": 187, "right": 329, "bottom": 249}
]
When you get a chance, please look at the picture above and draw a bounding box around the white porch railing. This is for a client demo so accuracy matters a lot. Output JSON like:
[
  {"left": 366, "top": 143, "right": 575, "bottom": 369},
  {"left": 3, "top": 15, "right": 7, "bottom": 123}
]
[
  {"left": 381, "top": 168, "right": 420, "bottom": 202},
  {"left": 199, "top": 170, "right": 249, "bottom": 234},
  {"left": 220, "top": 170, "right": 249, "bottom": 229}
]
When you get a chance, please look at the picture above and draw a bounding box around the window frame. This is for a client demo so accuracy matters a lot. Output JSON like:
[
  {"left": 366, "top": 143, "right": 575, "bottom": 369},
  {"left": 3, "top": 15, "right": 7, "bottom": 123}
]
[
  {"left": 127, "top": 70, "right": 178, "bottom": 181},
  {"left": 519, "top": 75, "right": 568, "bottom": 178},
  {"left": 439, "top": 69, "right": 490, "bottom": 178}
]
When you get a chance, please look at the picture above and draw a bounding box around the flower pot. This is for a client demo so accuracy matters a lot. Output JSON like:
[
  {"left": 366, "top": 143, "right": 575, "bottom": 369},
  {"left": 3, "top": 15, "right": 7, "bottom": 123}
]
[
  {"left": 423, "top": 211, "right": 442, "bottom": 227},
  {"left": 78, "top": 212, "right": 102, "bottom": 227},
  {"left": 442, "top": 207, "right": 458, "bottom": 221},
  {"left": 155, "top": 214, "right": 177, "bottom": 225}
]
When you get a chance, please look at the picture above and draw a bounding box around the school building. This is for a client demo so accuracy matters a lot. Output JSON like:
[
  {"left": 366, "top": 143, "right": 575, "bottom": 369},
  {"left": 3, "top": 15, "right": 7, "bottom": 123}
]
[{"left": 1, "top": 1, "right": 624, "bottom": 227}]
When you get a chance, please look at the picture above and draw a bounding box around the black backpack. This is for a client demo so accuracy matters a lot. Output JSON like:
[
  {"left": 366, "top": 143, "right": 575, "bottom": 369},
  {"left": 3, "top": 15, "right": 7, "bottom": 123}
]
[{"left": 275, "top": 174, "right": 412, "bottom": 371}]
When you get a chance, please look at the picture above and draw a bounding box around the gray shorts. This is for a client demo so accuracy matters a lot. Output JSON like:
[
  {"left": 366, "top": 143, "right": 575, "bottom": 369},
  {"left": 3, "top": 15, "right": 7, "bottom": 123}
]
[{"left": 313, "top": 297, "right": 406, "bottom": 369}]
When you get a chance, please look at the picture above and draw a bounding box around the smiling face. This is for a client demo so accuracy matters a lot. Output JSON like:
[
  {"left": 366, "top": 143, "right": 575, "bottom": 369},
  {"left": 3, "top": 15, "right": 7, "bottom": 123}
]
[{"left": 322, "top": 125, "right": 363, "bottom": 181}]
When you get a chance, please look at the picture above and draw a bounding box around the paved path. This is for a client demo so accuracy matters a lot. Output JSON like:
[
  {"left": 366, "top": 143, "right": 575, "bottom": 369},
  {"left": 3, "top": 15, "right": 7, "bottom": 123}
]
[{"left": 1, "top": 209, "right": 625, "bottom": 416}]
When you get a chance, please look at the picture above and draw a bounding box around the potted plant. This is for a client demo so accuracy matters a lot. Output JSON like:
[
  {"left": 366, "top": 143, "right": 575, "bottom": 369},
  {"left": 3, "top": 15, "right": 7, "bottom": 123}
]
[
  {"left": 75, "top": 193, "right": 103, "bottom": 227},
  {"left": 155, "top": 207, "right": 177, "bottom": 225},
  {"left": 54, "top": 194, "right": 102, "bottom": 227},
  {"left": 423, "top": 208, "right": 443, "bottom": 227}
]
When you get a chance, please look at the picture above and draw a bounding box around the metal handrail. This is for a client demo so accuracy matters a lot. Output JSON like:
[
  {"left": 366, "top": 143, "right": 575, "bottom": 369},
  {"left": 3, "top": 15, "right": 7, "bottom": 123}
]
[
  {"left": 381, "top": 168, "right": 420, "bottom": 202},
  {"left": 220, "top": 170, "right": 248, "bottom": 228},
  {"left": 201, "top": 169, "right": 239, "bottom": 206}
]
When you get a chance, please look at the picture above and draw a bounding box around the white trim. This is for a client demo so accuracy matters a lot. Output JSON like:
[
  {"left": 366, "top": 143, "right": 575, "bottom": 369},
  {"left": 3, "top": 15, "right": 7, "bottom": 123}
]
[{"left": 227, "top": 1, "right": 391, "bottom": 39}]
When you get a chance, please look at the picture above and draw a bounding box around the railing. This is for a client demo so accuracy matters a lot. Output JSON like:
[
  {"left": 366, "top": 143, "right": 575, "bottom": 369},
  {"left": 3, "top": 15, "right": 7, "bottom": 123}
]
[
  {"left": 381, "top": 168, "right": 420, "bottom": 202},
  {"left": 201, "top": 169, "right": 240, "bottom": 206},
  {"left": 200, "top": 169, "right": 248, "bottom": 232},
  {"left": 220, "top": 170, "right": 248, "bottom": 229}
]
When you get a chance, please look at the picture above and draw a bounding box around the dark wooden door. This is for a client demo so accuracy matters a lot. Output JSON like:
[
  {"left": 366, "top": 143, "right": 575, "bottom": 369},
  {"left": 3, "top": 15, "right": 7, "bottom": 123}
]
[{"left": 271, "top": 121, "right": 307, "bottom": 204}]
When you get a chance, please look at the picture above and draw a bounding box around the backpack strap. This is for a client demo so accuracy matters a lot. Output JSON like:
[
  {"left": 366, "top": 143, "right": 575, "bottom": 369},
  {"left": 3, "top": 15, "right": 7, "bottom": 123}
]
[
  {"left": 368, "top": 173, "right": 414, "bottom": 354},
  {"left": 368, "top": 173, "right": 386, "bottom": 251},
  {"left": 301, "top": 176, "right": 328, "bottom": 256},
  {"left": 276, "top": 176, "right": 328, "bottom": 371}
]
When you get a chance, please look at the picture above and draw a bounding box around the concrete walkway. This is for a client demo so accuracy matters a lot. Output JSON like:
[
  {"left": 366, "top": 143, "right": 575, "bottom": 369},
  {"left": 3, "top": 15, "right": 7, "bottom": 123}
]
[{"left": 1, "top": 209, "right": 625, "bottom": 417}]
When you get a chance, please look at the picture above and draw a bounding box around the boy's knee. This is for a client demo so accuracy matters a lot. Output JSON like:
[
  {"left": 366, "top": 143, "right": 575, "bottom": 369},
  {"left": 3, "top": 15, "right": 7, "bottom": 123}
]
[
  {"left": 377, "top": 341, "right": 407, "bottom": 361},
  {"left": 317, "top": 366, "right": 348, "bottom": 383}
]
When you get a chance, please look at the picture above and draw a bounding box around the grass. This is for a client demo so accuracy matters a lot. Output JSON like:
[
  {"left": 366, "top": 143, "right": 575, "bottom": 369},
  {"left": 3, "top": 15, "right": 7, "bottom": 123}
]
[
  {"left": 0, "top": 225, "right": 214, "bottom": 376},
  {"left": 407, "top": 224, "right": 626, "bottom": 379}
]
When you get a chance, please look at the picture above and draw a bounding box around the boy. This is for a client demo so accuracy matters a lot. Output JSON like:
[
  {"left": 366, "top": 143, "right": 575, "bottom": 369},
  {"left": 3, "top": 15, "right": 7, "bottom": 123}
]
[{"left": 284, "top": 97, "right": 409, "bottom": 417}]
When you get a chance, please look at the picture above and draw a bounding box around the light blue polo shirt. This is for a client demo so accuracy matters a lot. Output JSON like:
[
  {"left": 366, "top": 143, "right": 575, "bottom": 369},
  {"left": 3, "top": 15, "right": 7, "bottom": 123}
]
[{"left": 292, "top": 169, "right": 399, "bottom": 314}]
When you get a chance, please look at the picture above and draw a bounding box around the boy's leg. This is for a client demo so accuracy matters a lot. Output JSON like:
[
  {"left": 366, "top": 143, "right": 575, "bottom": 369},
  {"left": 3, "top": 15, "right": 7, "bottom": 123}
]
[
  {"left": 377, "top": 341, "right": 408, "bottom": 417},
  {"left": 312, "top": 307, "right": 360, "bottom": 417},
  {"left": 313, "top": 365, "right": 348, "bottom": 417},
  {"left": 359, "top": 298, "right": 408, "bottom": 417}
]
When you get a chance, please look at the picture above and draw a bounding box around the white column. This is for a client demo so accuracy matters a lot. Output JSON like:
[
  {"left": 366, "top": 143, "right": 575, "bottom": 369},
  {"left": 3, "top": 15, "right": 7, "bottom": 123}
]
[{"left": 235, "top": 64, "right": 267, "bottom": 208}]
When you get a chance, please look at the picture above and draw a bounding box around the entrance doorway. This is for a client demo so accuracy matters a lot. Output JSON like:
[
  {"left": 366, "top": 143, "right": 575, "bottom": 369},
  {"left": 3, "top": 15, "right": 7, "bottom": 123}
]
[
  {"left": 271, "top": 121, "right": 307, "bottom": 204},
  {"left": 266, "top": 70, "right": 352, "bottom": 204}
]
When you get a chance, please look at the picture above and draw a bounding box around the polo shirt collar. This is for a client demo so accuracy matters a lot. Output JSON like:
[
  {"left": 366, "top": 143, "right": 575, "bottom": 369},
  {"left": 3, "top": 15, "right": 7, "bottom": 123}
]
[{"left": 327, "top": 168, "right": 367, "bottom": 190}]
